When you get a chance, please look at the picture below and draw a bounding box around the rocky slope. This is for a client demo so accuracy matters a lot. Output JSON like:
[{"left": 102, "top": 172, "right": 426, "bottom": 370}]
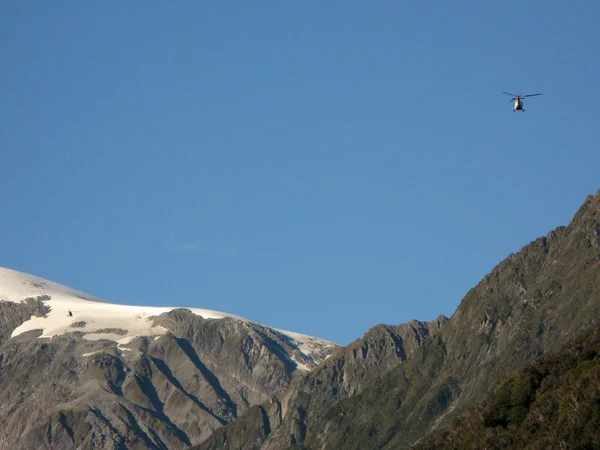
[
  {"left": 194, "top": 189, "right": 600, "bottom": 449},
  {"left": 414, "top": 320, "right": 600, "bottom": 449},
  {"left": 0, "top": 269, "right": 338, "bottom": 449},
  {"left": 196, "top": 316, "right": 449, "bottom": 449}
]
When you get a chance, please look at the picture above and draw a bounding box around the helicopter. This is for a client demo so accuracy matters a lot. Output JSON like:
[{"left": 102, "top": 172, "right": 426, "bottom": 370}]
[
  {"left": 67, "top": 309, "right": 80, "bottom": 317},
  {"left": 503, "top": 91, "right": 543, "bottom": 112}
]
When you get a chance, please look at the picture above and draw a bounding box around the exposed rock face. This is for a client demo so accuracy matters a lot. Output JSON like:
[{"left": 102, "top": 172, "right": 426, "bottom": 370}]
[
  {"left": 0, "top": 296, "right": 50, "bottom": 343},
  {"left": 313, "top": 316, "right": 449, "bottom": 398},
  {"left": 196, "top": 316, "right": 448, "bottom": 450},
  {"left": 193, "top": 190, "right": 600, "bottom": 450},
  {"left": 0, "top": 304, "right": 338, "bottom": 449}
]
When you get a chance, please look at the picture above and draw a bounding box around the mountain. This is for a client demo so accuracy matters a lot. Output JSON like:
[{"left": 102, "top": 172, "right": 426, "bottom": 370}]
[
  {"left": 414, "top": 319, "right": 600, "bottom": 449},
  {"left": 196, "top": 316, "right": 449, "bottom": 450},
  {"left": 3, "top": 190, "right": 599, "bottom": 450},
  {"left": 193, "top": 189, "right": 600, "bottom": 450},
  {"left": 0, "top": 268, "right": 338, "bottom": 449}
]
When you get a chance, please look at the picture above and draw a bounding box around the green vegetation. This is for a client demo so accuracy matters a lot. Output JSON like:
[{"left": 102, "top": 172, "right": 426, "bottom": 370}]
[{"left": 414, "top": 322, "right": 600, "bottom": 449}]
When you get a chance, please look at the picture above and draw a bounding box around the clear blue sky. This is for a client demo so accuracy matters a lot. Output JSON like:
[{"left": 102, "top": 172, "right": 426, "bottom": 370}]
[{"left": 1, "top": 2, "right": 599, "bottom": 345}]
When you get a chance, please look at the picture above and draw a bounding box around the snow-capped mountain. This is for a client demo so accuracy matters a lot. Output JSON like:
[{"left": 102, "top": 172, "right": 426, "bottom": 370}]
[
  {"left": 0, "top": 267, "right": 335, "bottom": 367},
  {"left": 0, "top": 267, "right": 339, "bottom": 449}
]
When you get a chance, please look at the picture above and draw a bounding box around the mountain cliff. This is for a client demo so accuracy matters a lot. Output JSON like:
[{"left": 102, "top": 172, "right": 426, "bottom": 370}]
[
  {"left": 0, "top": 269, "right": 338, "bottom": 449},
  {"left": 194, "top": 189, "right": 600, "bottom": 449}
]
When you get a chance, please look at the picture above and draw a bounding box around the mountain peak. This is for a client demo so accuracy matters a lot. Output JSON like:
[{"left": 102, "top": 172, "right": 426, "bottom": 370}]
[
  {"left": 0, "top": 266, "right": 336, "bottom": 366},
  {"left": 0, "top": 267, "right": 340, "bottom": 448}
]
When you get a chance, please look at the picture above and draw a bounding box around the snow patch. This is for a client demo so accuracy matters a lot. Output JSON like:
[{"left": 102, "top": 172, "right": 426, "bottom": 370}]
[
  {"left": 274, "top": 328, "right": 337, "bottom": 365},
  {"left": 1, "top": 267, "right": 337, "bottom": 366},
  {"left": 1, "top": 267, "right": 246, "bottom": 346}
]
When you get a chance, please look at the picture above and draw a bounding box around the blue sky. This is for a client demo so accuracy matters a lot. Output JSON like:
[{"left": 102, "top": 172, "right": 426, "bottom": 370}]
[{"left": 1, "top": 2, "right": 599, "bottom": 345}]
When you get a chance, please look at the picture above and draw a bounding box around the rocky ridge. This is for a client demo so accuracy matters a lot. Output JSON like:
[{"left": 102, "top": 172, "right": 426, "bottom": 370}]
[
  {"left": 0, "top": 273, "right": 338, "bottom": 449},
  {"left": 194, "top": 189, "right": 600, "bottom": 449}
]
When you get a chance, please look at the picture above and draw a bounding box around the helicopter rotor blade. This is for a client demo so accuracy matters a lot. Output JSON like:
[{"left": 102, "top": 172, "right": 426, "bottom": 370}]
[
  {"left": 502, "top": 92, "right": 517, "bottom": 96},
  {"left": 522, "top": 93, "right": 543, "bottom": 98}
]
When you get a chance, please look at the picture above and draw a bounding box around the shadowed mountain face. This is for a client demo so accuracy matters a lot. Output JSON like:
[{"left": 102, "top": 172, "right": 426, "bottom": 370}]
[
  {"left": 193, "top": 190, "right": 600, "bottom": 450},
  {"left": 413, "top": 321, "right": 600, "bottom": 449},
  {"left": 0, "top": 305, "right": 337, "bottom": 449}
]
